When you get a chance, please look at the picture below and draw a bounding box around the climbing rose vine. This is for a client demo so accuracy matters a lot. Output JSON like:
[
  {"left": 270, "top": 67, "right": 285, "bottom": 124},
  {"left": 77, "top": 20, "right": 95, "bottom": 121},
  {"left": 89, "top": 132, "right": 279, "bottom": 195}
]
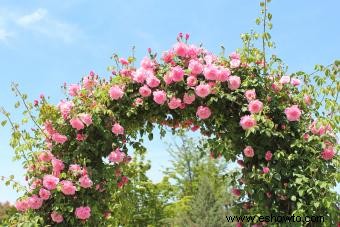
[{"left": 1, "top": 5, "right": 339, "bottom": 225}]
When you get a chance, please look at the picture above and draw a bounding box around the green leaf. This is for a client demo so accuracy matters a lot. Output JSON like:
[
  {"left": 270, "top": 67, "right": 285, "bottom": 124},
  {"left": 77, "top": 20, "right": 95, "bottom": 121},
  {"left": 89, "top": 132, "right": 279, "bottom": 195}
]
[
  {"left": 1, "top": 120, "right": 7, "bottom": 126},
  {"left": 291, "top": 195, "right": 296, "bottom": 201}
]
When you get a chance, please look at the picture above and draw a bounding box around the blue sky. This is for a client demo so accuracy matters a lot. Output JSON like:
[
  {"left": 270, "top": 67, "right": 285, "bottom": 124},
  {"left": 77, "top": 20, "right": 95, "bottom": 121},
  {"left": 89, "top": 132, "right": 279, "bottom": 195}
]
[{"left": 0, "top": 0, "right": 339, "bottom": 203}]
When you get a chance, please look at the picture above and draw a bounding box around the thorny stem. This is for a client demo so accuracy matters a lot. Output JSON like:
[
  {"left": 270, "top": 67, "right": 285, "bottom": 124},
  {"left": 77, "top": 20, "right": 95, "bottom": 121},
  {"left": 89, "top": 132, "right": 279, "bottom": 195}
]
[
  {"left": 11, "top": 83, "right": 48, "bottom": 138},
  {"left": 262, "top": 0, "right": 267, "bottom": 72}
]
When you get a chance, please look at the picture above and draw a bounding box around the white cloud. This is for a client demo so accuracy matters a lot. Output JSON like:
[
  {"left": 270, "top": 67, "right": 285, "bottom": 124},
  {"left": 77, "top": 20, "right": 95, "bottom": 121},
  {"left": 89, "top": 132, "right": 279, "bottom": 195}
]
[
  {"left": 0, "top": 28, "right": 11, "bottom": 41},
  {"left": 0, "top": 8, "right": 81, "bottom": 43},
  {"left": 16, "top": 8, "right": 47, "bottom": 27}
]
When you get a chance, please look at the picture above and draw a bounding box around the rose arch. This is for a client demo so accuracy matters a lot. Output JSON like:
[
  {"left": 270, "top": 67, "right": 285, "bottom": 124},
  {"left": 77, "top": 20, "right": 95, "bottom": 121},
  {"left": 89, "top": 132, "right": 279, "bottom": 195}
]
[{"left": 2, "top": 6, "right": 338, "bottom": 225}]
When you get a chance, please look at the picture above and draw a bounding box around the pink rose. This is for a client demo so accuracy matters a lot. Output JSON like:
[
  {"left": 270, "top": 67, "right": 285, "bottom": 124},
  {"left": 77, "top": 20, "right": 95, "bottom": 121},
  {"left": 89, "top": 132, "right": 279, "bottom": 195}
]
[
  {"left": 112, "top": 123, "right": 124, "bottom": 135},
  {"left": 133, "top": 68, "right": 150, "bottom": 84},
  {"left": 61, "top": 180, "right": 76, "bottom": 195},
  {"left": 265, "top": 151, "right": 272, "bottom": 161},
  {"left": 186, "top": 76, "right": 198, "bottom": 87},
  {"left": 203, "top": 65, "right": 218, "bottom": 80},
  {"left": 15, "top": 199, "right": 29, "bottom": 212},
  {"left": 58, "top": 100, "right": 74, "bottom": 119},
  {"left": 284, "top": 105, "right": 301, "bottom": 121},
  {"left": 68, "top": 84, "right": 81, "bottom": 96},
  {"left": 236, "top": 222, "right": 243, "bottom": 227},
  {"left": 43, "top": 175, "right": 59, "bottom": 190},
  {"left": 51, "top": 211, "right": 64, "bottom": 223},
  {"left": 69, "top": 164, "right": 82, "bottom": 173},
  {"left": 183, "top": 93, "right": 195, "bottom": 105},
  {"left": 279, "top": 76, "right": 290, "bottom": 84},
  {"left": 119, "top": 58, "right": 129, "bottom": 65},
  {"left": 173, "top": 42, "right": 188, "bottom": 57},
  {"left": 39, "top": 188, "right": 51, "bottom": 200},
  {"left": 230, "top": 51, "right": 240, "bottom": 60},
  {"left": 231, "top": 188, "right": 241, "bottom": 197},
  {"left": 28, "top": 195, "right": 43, "bottom": 209},
  {"left": 170, "top": 66, "right": 184, "bottom": 82},
  {"left": 321, "top": 147, "right": 335, "bottom": 161},
  {"left": 146, "top": 75, "right": 160, "bottom": 88},
  {"left": 188, "top": 59, "right": 203, "bottom": 75},
  {"left": 75, "top": 206, "right": 91, "bottom": 220},
  {"left": 52, "top": 158, "right": 64, "bottom": 173},
  {"left": 196, "top": 106, "right": 212, "bottom": 120},
  {"left": 79, "top": 175, "right": 93, "bottom": 188},
  {"left": 195, "top": 84, "right": 211, "bottom": 98},
  {"left": 139, "top": 85, "right": 152, "bottom": 97},
  {"left": 248, "top": 100, "right": 263, "bottom": 114},
  {"left": 162, "top": 51, "right": 174, "bottom": 63},
  {"left": 228, "top": 76, "right": 241, "bottom": 90},
  {"left": 240, "top": 115, "right": 257, "bottom": 130},
  {"left": 109, "top": 86, "right": 124, "bottom": 100},
  {"left": 168, "top": 97, "right": 182, "bottom": 109},
  {"left": 108, "top": 148, "right": 126, "bottom": 163},
  {"left": 153, "top": 90, "right": 167, "bottom": 105},
  {"left": 243, "top": 146, "right": 254, "bottom": 157},
  {"left": 52, "top": 133, "right": 68, "bottom": 144},
  {"left": 76, "top": 133, "right": 86, "bottom": 141},
  {"left": 38, "top": 151, "right": 53, "bottom": 162},
  {"left": 303, "top": 95, "right": 312, "bottom": 105},
  {"left": 291, "top": 78, "right": 300, "bottom": 86},
  {"left": 83, "top": 74, "right": 97, "bottom": 90},
  {"left": 216, "top": 68, "right": 231, "bottom": 82},
  {"left": 245, "top": 89, "right": 256, "bottom": 102},
  {"left": 140, "top": 57, "right": 155, "bottom": 70},
  {"left": 163, "top": 73, "right": 173, "bottom": 85},
  {"left": 79, "top": 113, "right": 92, "bottom": 126},
  {"left": 230, "top": 58, "right": 241, "bottom": 68},
  {"left": 263, "top": 167, "right": 270, "bottom": 174},
  {"left": 70, "top": 118, "right": 84, "bottom": 131}
]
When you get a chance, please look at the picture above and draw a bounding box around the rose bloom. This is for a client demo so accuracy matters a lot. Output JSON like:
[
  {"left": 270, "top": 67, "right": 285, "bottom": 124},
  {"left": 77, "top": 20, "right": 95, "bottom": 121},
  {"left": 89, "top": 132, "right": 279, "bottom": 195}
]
[
  {"left": 245, "top": 89, "right": 256, "bottom": 102},
  {"left": 279, "top": 76, "right": 290, "bottom": 84},
  {"left": 139, "top": 85, "right": 152, "bottom": 97},
  {"left": 203, "top": 65, "right": 218, "bottom": 80},
  {"left": 109, "top": 86, "right": 124, "bottom": 100},
  {"left": 230, "top": 51, "right": 240, "bottom": 60},
  {"left": 15, "top": 199, "right": 29, "bottom": 212},
  {"left": 108, "top": 148, "right": 126, "bottom": 163},
  {"left": 265, "top": 151, "right": 272, "bottom": 161},
  {"left": 112, "top": 123, "right": 124, "bottom": 135},
  {"left": 230, "top": 58, "right": 241, "bottom": 68},
  {"left": 303, "top": 95, "right": 312, "bottom": 105},
  {"left": 133, "top": 68, "right": 149, "bottom": 83},
  {"left": 170, "top": 66, "right": 184, "bottom": 82},
  {"left": 146, "top": 75, "right": 160, "bottom": 88},
  {"left": 68, "top": 84, "right": 81, "bottom": 96},
  {"left": 186, "top": 76, "right": 198, "bottom": 87},
  {"left": 83, "top": 74, "right": 97, "bottom": 90},
  {"left": 51, "top": 133, "right": 68, "bottom": 144},
  {"left": 52, "top": 158, "right": 65, "bottom": 173},
  {"left": 196, "top": 106, "right": 212, "bottom": 119},
  {"left": 153, "top": 90, "right": 167, "bottom": 105},
  {"left": 70, "top": 118, "right": 84, "bottom": 131},
  {"left": 79, "top": 175, "right": 93, "bottom": 188},
  {"left": 188, "top": 59, "right": 203, "bottom": 75},
  {"left": 51, "top": 211, "right": 64, "bottom": 223},
  {"left": 263, "top": 167, "right": 270, "bottom": 174},
  {"left": 28, "top": 195, "right": 43, "bottom": 210},
  {"left": 284, "top": 105, "right": 301, "bottom": 121},
  {"left": 58, "top": 100, "right": 74, "bottom": 119},
  {"left": 140, "top": 57, "right": 155, "bottom": 70},
  {"left": 168, "top": 97, "right": 182, "bottom": 109},
  {"left": 291, "top": 78, "right": 300, "bottom": 86},
  {"left": 79, "top": 113, "right": 92, "bottom": 126},
  {"left": 243, "top": 146, "right": 254, "bottom": 157},
  {"left": 173, "top": 42, "right": 188, "bottom": 57},
  {"left": 195, "top": 84, "right": 211, "bottom": 98},
  {"left": 183, "top": 93, "right": 195, "bottom": 105},
  {"left": 39, "top": 188, "right": 51, "bottom": 200},
  {"left": 75, "top": 206, "right": 91, "bottom": 220},
  {"left": 38, "top": 151, "right": 53, "bottom": 162},
  {"left": 248, "top": 100, "right": 263, "bottom": 114},
  {"left": 240, "top": 115, "right": 256, "bottom": 130},
  {"left": 228, "top": 76, "right": 241, "bottom": 90},
  {"left": 321, "top": 147, "right": 335, "bottom": 161},
  {"left": 231, "top": 188, "right": 241, "bottom": 197},
  {"left": 61, "top": 180, "right": 76, "bottom": 195},
  {"left": 43, "top": 175, "right": 59, "bottom": 190},
  {"left": 216, "top": 68, "right": 231, "bottom": 82}
]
